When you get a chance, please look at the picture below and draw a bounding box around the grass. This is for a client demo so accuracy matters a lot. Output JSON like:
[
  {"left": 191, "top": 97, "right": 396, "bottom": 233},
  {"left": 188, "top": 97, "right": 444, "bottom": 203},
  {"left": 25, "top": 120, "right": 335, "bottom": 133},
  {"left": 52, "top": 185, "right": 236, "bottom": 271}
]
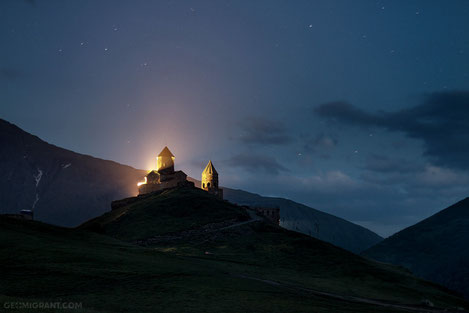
[
  {"left": 79, "top": 187, "right": 249, "bottom": 241},
  {"left": 1, "top": 187, "right": 468, "bottom": 312}
]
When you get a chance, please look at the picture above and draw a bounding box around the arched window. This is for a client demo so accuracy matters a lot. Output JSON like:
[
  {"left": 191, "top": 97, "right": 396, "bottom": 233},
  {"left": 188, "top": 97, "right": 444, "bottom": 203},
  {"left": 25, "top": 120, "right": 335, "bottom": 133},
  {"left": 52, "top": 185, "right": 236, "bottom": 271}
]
[
  {"left": 207, "top": 182, "right": 211, "bottom": 188},
  {"left": 203, "top": 183, "right": 205, "bottom": 188}
]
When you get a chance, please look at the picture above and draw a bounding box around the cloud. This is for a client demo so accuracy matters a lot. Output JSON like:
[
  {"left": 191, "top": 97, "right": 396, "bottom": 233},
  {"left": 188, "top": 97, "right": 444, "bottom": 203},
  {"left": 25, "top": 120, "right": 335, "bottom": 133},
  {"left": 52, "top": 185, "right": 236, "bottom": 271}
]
[
  {"left": 314, "top": 101, "right": 383, "bottom": 126},
  {"left": 415, "top": 165, "right": 469, "bottom": 188},
  {"left": 292, "top": 170, "right": 360, "bottom": 192},
  {"left": 302, "top": 133, "right": 338, "bottom": 157},
  {"left": 314, "top": 91, "right": 469, "bottom": 170},
  {"left": 225, "top": 153, "right": 288, "bottom": 175},
  {"left": 237, "top": 117, "right": 292, "bottom": 145},
  {"left": 362, "top": 154, "right": 423, "bottom": 174}
]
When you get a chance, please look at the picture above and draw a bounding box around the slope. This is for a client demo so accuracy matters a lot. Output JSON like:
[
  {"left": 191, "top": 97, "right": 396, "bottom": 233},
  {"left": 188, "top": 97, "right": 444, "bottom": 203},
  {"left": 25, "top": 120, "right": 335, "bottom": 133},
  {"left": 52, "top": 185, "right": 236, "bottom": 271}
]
[
  {"left": 0, "top": 214, "right": 436, "bottom": 313},
  {"left": 363, "top": 197, "right": 469, "bottom": 299},
  {"left": 0, "top": 118, "right": 146, "bottom": 226},
  {"left": 78, "top": 186, "right": 467, "bottom": 311},
  {"left": 221, "top": 187, "right": 383, "bottom": 253}
]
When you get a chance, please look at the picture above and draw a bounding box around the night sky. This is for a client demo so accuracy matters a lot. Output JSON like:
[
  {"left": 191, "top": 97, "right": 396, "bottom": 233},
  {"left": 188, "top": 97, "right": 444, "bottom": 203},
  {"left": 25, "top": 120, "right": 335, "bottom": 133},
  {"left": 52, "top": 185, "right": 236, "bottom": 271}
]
[{"left": 2, "top": 0, "right": 469, "bottom": 237}]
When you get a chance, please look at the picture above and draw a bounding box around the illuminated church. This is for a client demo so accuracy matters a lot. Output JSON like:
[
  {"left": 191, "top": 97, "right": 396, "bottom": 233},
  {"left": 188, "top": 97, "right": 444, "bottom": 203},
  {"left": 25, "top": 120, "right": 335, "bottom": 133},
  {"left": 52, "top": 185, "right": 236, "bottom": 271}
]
[{"left": 138, "top": 146, "right": 223, "bottom": 199}]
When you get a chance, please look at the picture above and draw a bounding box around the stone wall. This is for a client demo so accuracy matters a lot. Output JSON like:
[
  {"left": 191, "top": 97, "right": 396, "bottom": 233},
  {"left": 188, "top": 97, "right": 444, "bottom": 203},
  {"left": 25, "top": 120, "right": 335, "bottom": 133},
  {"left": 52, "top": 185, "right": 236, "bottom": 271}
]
[
  {"left": 253, "top": 207, "right": 280, "bottom": 225},
  {"left": 138, "top": 170, "right": 188, "bottom": 195}
]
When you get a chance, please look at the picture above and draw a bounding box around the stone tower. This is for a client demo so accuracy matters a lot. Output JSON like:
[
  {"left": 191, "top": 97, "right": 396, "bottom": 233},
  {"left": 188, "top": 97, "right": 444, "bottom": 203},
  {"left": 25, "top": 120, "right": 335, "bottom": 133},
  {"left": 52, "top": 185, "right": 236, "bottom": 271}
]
[
  {"left": 157, "top": 146, "right": 175, "bottom": 173},
  {"left": 138, "top": 146, "right": 191, "bottom": 195},
  {"left": 202, "top": 160, "right": 223, "bottom": 199}
]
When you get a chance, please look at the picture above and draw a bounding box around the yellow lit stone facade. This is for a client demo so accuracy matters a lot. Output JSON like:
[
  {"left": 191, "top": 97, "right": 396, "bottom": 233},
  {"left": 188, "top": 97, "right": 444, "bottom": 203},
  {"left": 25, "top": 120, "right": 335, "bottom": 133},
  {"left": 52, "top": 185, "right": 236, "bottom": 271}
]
[
  {"left": 202, "top": 160, "right": 223, "bottom": 199},
  {"left": 138, "top": 146, "right": 190, "bottom": 195},
  {"left": 156, "top": 146, "right": 175, "bottom": 173}
]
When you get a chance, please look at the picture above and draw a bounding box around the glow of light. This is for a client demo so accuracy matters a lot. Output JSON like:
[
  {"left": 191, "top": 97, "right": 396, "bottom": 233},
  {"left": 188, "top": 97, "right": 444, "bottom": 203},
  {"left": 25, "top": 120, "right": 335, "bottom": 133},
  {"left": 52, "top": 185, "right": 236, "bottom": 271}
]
[{"left": 137, "top": 177, "right": 147, "bottom": 186}]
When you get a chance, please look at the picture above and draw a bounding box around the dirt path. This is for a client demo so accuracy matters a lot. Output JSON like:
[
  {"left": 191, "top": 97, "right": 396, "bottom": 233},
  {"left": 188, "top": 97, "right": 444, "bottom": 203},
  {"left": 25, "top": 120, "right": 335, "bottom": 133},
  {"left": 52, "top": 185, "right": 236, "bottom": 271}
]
[
  {"left": 237, "top": 275, "right": 466, "bottom": 313},
  {"left": 217, "top": 209, "right": 263, "bottom": 231}
]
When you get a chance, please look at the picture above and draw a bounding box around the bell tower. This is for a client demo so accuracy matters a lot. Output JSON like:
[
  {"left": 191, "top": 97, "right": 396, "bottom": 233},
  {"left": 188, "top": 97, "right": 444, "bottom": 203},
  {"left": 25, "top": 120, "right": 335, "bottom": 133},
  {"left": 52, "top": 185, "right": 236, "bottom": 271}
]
[
  {"left": 157, "top": 146, "right": 175, "bottom": 173},
  {"left": 202, "top": 160, "right": 223, "bottom": 199}
]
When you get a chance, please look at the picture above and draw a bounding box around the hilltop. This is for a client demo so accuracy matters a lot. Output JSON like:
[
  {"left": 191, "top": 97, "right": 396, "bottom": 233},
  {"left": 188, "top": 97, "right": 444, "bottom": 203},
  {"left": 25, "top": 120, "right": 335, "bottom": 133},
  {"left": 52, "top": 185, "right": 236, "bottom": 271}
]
[{"left": 363, "top": 197, "right": 469, "bottom": 299}]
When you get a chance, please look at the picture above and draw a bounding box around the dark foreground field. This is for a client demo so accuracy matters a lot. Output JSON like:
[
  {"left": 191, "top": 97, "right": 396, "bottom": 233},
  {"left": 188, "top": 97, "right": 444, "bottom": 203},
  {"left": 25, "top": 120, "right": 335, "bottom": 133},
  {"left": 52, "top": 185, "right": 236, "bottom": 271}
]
[{"left": 1, "top": 187, "right": 467, "bottom": 313}]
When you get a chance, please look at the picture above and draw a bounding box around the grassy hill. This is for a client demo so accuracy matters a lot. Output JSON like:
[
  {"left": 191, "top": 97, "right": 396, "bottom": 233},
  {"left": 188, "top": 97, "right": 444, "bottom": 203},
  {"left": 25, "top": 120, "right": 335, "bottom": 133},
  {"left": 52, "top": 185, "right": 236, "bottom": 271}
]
[
  {"left": 363, "top": 197, "right": 469, "bottom": 299},
  {"left": 2, "top": 187, "right": 467, "bottom": 312},
  {"left": 79, "top": 187, "right": 250, "bottom": 241}
]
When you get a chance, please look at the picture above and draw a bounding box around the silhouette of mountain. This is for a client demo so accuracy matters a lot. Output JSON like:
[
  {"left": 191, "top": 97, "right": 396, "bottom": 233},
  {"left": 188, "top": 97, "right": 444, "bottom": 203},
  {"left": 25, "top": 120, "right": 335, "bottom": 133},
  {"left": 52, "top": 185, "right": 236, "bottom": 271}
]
[
  {"left": 0, "top": 118, "right": 146, "bottom": 226},
  {"left": 222, "top": 188, "right": 383, "bottom": 253},
  {"left": 363, "top": 197, "right": 469, "bottom": 298}
]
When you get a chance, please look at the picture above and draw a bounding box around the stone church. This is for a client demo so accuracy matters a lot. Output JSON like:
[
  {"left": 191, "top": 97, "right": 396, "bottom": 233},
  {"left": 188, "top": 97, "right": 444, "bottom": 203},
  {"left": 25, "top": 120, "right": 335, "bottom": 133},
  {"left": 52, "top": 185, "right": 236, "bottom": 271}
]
[
  {"left": 135, "top": 146, "right": 280, "bottom": 225},
  {"left": 138, "top": 146, "right": 223, "bottom": 199}
]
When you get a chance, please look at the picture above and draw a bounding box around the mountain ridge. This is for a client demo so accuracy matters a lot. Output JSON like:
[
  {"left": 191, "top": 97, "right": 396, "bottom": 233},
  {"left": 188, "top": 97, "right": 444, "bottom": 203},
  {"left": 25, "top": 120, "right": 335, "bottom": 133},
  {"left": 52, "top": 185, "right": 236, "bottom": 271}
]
[
  {"left": 221, "top": 187, "right": 383, "bottom": 252},
  {"left": 0, "top": 118, "right": 147, "bottom": 225},
  {"left": 363, "top": 197, "right": 469, "bottom": 298}
]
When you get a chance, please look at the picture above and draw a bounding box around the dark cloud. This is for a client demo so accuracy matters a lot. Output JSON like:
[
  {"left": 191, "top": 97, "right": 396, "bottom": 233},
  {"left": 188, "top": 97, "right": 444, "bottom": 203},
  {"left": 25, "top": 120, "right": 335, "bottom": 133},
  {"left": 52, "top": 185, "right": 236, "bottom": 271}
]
[
  {"left": 302, "top": 133, "right": 338, "bottom": 155},
  {"left": 315, "top": 91, "right": 469, "bottom": 170},
  {"left": 314, "top": 101, "right": 383, "bottom": 126},
  {"left": 225, "top": 153, "right": 288, "bottom": 175},
  {"left": 0, "top": 67, "right": 23, "bottom": 80},
  {"left": 362, "top": 154, "right": 423, "bottom": 174},
  {"left": 237, "top": 117, "right": 292, "bottom": 145}
]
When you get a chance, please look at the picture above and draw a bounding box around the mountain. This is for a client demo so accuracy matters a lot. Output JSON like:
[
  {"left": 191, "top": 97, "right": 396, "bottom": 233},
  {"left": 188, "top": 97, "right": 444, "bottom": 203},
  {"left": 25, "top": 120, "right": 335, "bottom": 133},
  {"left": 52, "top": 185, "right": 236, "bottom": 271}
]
[
  {"left": 221, "top": 188, "right": 383, "bottom": 253},
  {"left": 0, "top": 118, "right": 146, "bottom": 226},
  {"left": 0, "top": 118, "right": 380, "bottom": 252},
  {"left": 3, "top": 187, "right": 466, "bottom": 313},
  {"left": 363, "top": 197, "right": 469, "bottom": 298}
]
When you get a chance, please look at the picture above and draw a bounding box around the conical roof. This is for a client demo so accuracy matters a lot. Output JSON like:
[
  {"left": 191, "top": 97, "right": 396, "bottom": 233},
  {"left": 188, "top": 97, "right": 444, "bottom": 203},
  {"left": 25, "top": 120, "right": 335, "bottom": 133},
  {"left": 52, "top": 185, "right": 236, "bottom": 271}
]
[
  {"left": 203, "top": 160, "right": 218, "bottom": 175},
  {"left": 158, "top": 146, "right": 174, "bottom": 157}
]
